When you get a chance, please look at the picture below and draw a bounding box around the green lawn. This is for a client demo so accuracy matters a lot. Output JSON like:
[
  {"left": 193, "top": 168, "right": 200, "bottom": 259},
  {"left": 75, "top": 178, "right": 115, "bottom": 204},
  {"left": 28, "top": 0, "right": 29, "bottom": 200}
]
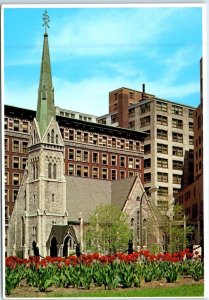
[{"left": 47, "top": 284, "right": 204, "bottom": 298}]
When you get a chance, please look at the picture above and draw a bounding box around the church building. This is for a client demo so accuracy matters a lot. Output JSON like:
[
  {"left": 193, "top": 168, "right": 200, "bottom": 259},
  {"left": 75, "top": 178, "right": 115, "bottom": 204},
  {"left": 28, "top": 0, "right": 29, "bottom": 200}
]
[{"left": 7, "top": 13, "right": 161, "bottom": 258}]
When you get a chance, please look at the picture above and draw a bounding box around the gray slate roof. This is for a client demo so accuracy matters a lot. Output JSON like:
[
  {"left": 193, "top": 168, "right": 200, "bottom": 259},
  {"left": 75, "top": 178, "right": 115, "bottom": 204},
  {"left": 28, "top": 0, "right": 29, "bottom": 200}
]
[
  {"left": 65, "top": 176, "right": 138, "bottom": 223},
  {"left": 66, "top": 176, "right": 111, "bottom": 222}
]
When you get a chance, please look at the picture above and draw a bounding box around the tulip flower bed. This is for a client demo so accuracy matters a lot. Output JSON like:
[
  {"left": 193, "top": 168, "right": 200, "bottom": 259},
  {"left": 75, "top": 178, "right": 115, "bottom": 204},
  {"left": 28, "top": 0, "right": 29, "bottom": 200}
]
[{"left": 5, "top": 249, "right": 204, "bottom": 296}]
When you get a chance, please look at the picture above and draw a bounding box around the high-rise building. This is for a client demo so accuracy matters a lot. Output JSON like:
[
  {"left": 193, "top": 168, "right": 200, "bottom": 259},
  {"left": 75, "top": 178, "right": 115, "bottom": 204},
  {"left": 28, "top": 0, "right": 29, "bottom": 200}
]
[{"left": 97, "top": 87, "right": 195, "bottom": 209}]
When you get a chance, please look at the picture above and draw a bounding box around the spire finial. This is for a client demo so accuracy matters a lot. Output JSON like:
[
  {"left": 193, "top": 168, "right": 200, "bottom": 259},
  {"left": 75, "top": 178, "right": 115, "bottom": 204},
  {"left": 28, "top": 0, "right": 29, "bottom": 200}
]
[{"left": 42, "top": 10, "right": 50, "bottom": 34}]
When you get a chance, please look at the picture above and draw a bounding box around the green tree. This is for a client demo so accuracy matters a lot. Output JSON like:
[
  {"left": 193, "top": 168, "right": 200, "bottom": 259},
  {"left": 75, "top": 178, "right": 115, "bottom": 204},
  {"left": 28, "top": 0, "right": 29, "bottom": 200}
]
[{"left": 85, "top": 204, "right": 132, "bottom": 253}]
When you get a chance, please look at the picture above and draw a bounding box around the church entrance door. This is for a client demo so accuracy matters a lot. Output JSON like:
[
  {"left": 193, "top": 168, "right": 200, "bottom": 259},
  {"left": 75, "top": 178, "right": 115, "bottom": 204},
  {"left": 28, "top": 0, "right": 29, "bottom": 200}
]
[{"left": 50, "top": 236, "right": 58, "bottom": 257}]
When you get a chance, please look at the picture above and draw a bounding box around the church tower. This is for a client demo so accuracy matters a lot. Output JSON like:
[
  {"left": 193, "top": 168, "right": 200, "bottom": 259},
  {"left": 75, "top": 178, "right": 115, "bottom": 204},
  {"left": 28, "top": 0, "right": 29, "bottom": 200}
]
[{"left": 24, "top": 11, "right": 67, "bottom": 257}]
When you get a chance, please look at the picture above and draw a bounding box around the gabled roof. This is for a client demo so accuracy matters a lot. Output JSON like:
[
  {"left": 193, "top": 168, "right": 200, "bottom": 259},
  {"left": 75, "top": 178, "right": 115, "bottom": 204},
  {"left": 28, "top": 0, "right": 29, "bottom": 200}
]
[{"left": 111, "top": 176, "right": 136, "bottom": 211}]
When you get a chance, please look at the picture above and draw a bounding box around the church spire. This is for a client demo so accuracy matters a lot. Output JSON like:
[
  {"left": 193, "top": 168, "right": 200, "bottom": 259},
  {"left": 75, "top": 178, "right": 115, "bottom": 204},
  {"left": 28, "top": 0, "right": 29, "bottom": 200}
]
[{"left": 36, "top": 10, "right": 55, "bottom": 137}]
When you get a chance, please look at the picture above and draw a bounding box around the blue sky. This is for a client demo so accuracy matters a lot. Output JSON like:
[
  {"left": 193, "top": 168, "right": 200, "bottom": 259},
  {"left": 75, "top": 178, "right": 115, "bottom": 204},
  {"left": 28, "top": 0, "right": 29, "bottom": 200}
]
[{"left": 3, "top": 6, "right": 203, "bottom": 116}]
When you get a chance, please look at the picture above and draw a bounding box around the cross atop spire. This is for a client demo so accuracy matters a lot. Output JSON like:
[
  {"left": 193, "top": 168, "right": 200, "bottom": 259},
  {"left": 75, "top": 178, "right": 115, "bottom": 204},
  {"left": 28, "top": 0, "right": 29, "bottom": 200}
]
[{"left": 42, "top": 10, "right": 50, "bottom": 34}]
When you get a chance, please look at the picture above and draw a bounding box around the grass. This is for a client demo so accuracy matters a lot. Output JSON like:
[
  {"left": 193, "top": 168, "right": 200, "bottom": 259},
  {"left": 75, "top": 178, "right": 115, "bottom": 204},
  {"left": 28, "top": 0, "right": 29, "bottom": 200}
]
[{"left": 46, "top": 284, "right": 204, "bottom": 298}]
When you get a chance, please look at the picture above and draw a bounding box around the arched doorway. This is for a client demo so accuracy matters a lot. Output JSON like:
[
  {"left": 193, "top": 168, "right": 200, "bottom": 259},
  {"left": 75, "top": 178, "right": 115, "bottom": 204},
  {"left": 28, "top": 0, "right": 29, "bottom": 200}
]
[
  {"left": 63, "top": 235, "right": 74, "bottom": 258},
  {"left": 50, "top": 236, "right": 58, "bottom": 257}
]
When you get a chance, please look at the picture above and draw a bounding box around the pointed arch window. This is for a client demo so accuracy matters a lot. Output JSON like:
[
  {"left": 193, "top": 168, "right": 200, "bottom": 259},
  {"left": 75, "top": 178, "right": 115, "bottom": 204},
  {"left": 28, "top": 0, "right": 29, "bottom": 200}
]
[
  {"left": 48, "top": 163, "right": 52, "bottom": 179},
  {"left": 53, "top": 163, "right": 56, "bottom": 179},
  {"left": 51, "top": 130, "right": 54, "bottom": 143},
  {"left": 33, "top": 163, "right": 35, "bottom": 180},
  {"left": 35, "top": 162, "right": 38, "bottom": 179},
  {"left": 56, "top": 134, "right": 58, "bottom": 144},
  {"left": 47, "top": 133, "right": 50, "bottom": 143},
  {"left": 42, "top": 85, "right": 46, "bottom": 100}
]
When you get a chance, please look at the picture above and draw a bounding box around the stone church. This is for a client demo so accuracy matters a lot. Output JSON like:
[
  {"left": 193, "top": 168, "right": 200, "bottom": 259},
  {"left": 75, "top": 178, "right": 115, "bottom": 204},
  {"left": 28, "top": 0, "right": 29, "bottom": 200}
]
[{"left": 7, "top": 22, "right": 162, "bottom": 258}]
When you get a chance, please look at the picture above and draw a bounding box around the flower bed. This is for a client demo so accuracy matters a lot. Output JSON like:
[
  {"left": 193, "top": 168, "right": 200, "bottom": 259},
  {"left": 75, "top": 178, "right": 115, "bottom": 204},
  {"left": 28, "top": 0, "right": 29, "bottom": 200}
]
[{"left": 5, "top": 249, "right": 204, "bottom": 295}]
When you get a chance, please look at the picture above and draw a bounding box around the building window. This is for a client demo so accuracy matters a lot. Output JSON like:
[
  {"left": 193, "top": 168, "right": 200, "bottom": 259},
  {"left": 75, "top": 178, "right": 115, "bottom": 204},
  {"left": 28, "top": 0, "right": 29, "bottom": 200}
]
[
  {"left": 172, "top": 119, "right": 183, "bottom": 129},
  {"left": 189, "top": 109, "right": 194, "bottom": 118},
  {"left": 189, "top": 122, "right": 194, "bottom": 131},
  {"left": 144, "top": 144, "right": 151, "bottom": 154},
  {"left": 120, "top": 171, "right": 125, "bottom": 179},
  {"left": 157, "top": 115, "right": 168, "bottom": 126},
  {"left": 13, "top": 173, "right": 20, "bottom": 185},
  {"left": 5, "top": 138, "right": 9, "bottom": 152},
  {"left": 140, "top": 116, "right": 150, "bottom": 127},
  {"left": 22, "top": 121, "right": 28, "bottom": 133},
  {"left": 98, "top": 118, "right": 106, "bottom": 125},
  {"left": 112, "top": 138, "right": 116, "bottom": 149},
  {"left": 111, "top": 155, "right": 117, "bottom": 166},
  {"left": 13, "top": 140, "right": 20, "bottom": 152},
  {"left": 5, "top": 172, "right": 9, "bottom": 185},
  {"left": 102, "top": 136, "right": 107, "bottom": 147},
  {"left": 51, "top": 129, "right": 54, "bottom": 143},
  {"left": 173, "top": 188, "right": 180, "bottom": 196},
  {"left": 92, "top": 152, "right": 99, "bottom": 164},
  {"left": 189, "top": 135, "right": 194, "bottom": 145},
  {"left": 111, "top": 114, "right": 118, "bottom": 124},
  {"left": 13, "top": 157, "right": 20, "bottom": 169},
  {"left": 56, "top": 134, "right": 58, "bottom": 144},
  {"left": 76, "top": 165, "right": 82, "bottom": 176},
  {"left": 93, "top": 134, "right": 98, "bottom": 145},
  {"left": 128, "top": 171, "right": 134, "bottom": 177},
  {"left": 5, "top": 206, "right": 9, "bottom": 219},
  {"left": 48, "top": 163, "right": 52, "bottom": 178},
  {"left": 128, "top": 120, "right": 135, "bottom": 129},
  {"left": 144, "top": 173, "right": 151, "bottom": 183},
  {"left": 129, "top": 108, "right": 135, "bottom": 118},
  {"left": 13, "top": 119, "right": 19, "bottom": 131},
  {"left": 135, "top": 159, "right": 140, "bottom": 169},
  {"left": 128, "top": 158, "right": 134, "bottom": 168},
  {"left": 157, "top": 129, "right": 168, "bottom": 140},
  {"left": 173, "top": 174, "right": 182, "bottom": 184},
  {"left": 52, "top": 193, "right": 55, "bottom": 202},
  {"left": 92, "top": 167, "right": 99, "bottom": 179},
  {"left": 157, "top": 158, "right": 168, "bottom": 168},
  {"left": 111, "top": 169, "right": 117, "bottom": 180},
  {"left": 120, "top": 139, "right": 125, "bottom": 150},
  {"left": 173, "top": 160, "right": 183, "bottom": 170},
  {"left": 83, "top": 166, "right": 89, "bottom": 177},
  {"left": 5, "top": 156, "right": 9, "bottom": 168},
  {"left": 140, "top": 102, "right": 150, "bottom": 113},
  {"left": 157, "top": 143, "right": 168, "bottom": 154},
  {"left": 156, "top": 101, "right": 167, "bottom": 112},
  {"left": 22, "top": 141, "right": 28, "bottom": 153},
  {"left": 84, "top": 132, "right": 88, "bottom": 143},
  {"left": 5, "top": 189, "right": 8, "bottom": 202},
  {"left": 157, "top": 187, "right": 168, "bottom": 197},
  {"left": 76, "top": 150, "right": 82, "bottom": 161},
  {"left": 120, "top": 156, "right": 126, "bottom": 167},
  {"left": 47, "top": 133, "right": 50, "bottom": 143},
  {"left": 53, "top": 164, "right": 56, "bottom": 179},
  {"left": 136, "top": 142, "right": 140, "bottom": 151},
  {"left": 76, "top": 131, "right": 82, "bottom": 142},
  {"left": 172, "top": 132, "right": 183, "bottom": 143},
  {"left": 144, "top": 158, "right": 151, "bottom": 168},
  {"left": 173, "top": 146, "right": 183, "bottom": 157},
  {"left": 69, "top": 130, "right": 74, "bottom": 141},
  {"left": 172, "top": 105, "right": 183, "bottom": 116},
  {"left": 68, "top": 164, "right": 74, "bottom": 176},
  {"left": 102, "top": 168, "right": 108, "bottom": 179},
  {"left": 4, "top": 118, "right": 8, "bottom": 130},
  {"left": 69, "top": 149, "right": 74, "bottom": 160},
  {"left": 83, "top": 151, "right": 89, "bottom": 162},
  {"left": 102, "top": 154, "right": 108, "bottom": 165},
  {"left": 129, "top": 141, "right": 133, "bottom": 151},
  {"left": 32, "top": 226, "right": 37, "bottom": 236},
  {"left": 157, "top": 172, "right": 168, "bottom": 182}
]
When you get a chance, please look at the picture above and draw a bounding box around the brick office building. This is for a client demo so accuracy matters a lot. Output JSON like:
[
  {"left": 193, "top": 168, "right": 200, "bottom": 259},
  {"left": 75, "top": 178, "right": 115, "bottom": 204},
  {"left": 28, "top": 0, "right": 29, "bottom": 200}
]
[
  {"left": 97, "top": 87, "right": 195, "bottom": 209},
  {"left": 175, "top": 58, "right": 203, "bottom": 247}
]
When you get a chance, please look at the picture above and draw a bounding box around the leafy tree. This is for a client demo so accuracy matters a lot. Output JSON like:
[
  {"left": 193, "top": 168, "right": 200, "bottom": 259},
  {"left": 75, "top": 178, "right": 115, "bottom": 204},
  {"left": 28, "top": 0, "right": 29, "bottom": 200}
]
[
  {"left": 85, "top": 204, "right": 132, "bottom": 253},
  {"left": 159, "top": 200, "right": 194, "bottom": 253}
]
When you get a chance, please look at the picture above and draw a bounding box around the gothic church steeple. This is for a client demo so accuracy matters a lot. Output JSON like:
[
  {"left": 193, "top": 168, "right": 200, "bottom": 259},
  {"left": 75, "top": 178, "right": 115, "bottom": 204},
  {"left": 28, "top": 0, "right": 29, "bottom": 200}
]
[{"left": 36, "top": 11, "right": 55, "bottom": 137}]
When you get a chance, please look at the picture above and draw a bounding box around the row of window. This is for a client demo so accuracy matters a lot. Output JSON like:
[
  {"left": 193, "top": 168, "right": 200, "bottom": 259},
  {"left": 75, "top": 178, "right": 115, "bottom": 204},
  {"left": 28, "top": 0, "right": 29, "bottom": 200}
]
[
  {"left": 68, "top": 164, "right": 139, "bottom": 180},
  {"left": 5, "top": 172, "right": 22, "bottom": 186},
  {"left": 59, "top": 111, "right": 93, "bottom": 122},
  {"left": 156, "top": 101, "right": 194, "bottom": 117},
  {"left": 4, "top": 118, "right": 31, "bottom": 133},
  {"left": 5, "top": 188, "right": 19, "bottom": 203},
  {"left": 5, "top": 156, "right": 28, "bottom": 169},
  {"left": 68, "top": 149, "right": 141, "bottom": 169},
  {"left": 63, "top": 129, "right": 142, "bottom": 151},
  {"left": 144, "top": 172, "right": 182, "bottom": 184},
  {"left": 144, "top": 157, "right": 193, "bottom": 169},
  {"left": 5, "top": 139, "right": 28, "bottom": 153},
  {"left": 145, "top": 144, "right": 193, "bottom": 157}
]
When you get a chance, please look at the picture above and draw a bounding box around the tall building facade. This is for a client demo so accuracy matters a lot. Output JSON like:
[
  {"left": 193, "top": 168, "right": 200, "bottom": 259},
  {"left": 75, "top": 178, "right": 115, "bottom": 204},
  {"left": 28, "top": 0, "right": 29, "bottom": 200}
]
[
  {"left": 175, "top": 58, "right": 203, "bottom": 247},
  {"left": 97, "top": 87, "right": 195, "bottom": 209}
]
